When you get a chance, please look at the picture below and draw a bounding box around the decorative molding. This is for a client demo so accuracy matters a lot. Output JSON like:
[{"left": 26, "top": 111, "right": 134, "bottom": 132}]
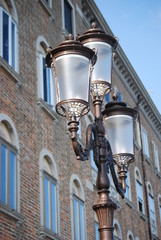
[{"left": 37, "top": 99, "right": 58, "bottom": 122}]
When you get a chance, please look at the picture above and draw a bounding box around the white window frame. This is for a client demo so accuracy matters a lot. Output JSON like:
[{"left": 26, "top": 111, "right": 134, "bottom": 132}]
[
  {"left": 70, "top": 174, "right": 86, "bottom": 240},
  {"left": 0, "top": 114, "right": 20, "bottom": 214},
  {"left": 44, "top": 0, "right": 52, "bottom": 8},
  {"left": 127, "top": 230, "right": 134, "bottom": 240},
  {"left": 147, "top": 182, "right": 157, "bottom": 236},
  {"left": 0, "top": 137, "right": 17, "bottom": 210},
  {"left": 62, "top": 0, "right": 76, "bottom": 37},
  {"left": 0, "top": 6, "right": 18, "bottom": 72},
  {"left": 39, "top": 53, "right": 54, "bottom": 105},
  {"left": 152, "top": 141, "right": 160, "bottom": 172},
  {"left": 95, "top": 221, "right": 100, "bottom": 240},
  {"left": 36, "top": 37, "right": 55, "bottom": 108},
  {"left": 135, "top": 168, "right": 145, "bottom": 214},
  {"left": 135, "top": 119, "right": 141, "bottom": 148},
  {"left": 125, "top": 171, "right": 132, "bottom": 201},
  {"left": 73, "top": 195, "right": 85, "bottom": 240},
  {"left": 90, "top": 133, "right": 97, "bottom": 171},
  {"left": 113, "top": 219, "right": 122, "bottom": 240},
  {"left": 141, "top": 126, "right": 149, "bottom": 158},
  {"left": 39, "top": 150, "right": 60, "bottom": 237},
  {"left": 43, "top": 171, "right": 57, "bottom": 233}
]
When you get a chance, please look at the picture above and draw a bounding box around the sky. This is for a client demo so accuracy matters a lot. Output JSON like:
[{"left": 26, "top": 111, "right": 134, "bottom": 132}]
[{"left": 94, "top": 0, "right": 161, "bottom": 114}]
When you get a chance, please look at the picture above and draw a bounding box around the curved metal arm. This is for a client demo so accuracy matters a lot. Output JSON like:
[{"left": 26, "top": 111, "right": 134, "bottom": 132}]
[
  {"left": 68, "top": 121, "right": 96, "bottom": 161},
  {"left": 107, "top": 142, "right": 125, "bottom": 198}
]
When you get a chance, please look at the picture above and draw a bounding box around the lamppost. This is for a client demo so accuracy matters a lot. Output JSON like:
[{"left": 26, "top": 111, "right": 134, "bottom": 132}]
[{"left": 46, "top": 23, "right": 136, "bottom": 240}]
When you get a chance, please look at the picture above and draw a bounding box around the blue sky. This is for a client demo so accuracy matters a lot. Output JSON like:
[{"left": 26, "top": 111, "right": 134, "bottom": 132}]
[{"left": 94, "top": 0, "right": 161, "bottom": 114}]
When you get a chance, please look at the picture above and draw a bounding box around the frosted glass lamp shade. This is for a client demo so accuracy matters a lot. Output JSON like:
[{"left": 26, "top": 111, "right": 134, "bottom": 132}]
[
  {"left": 46, "top": 38, "right": 95, "bottom": 120},
  {"left": 79, "top": 25, "right": 117, "bottom": 99},
  {"left": 105, "top": 115, "right": 134, "bottom": 156},
  {"left": 103, "top": 101, "right": 136, "bottom": 166}
]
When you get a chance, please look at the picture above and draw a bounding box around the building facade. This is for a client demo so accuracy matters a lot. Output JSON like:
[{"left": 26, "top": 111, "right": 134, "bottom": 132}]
[{"left": 0, "top": 0, "right": 160, "bottom": 240}]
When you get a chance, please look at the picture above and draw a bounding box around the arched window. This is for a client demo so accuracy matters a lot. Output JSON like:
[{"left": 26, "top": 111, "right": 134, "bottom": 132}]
[
  {"left": 0, "top": 114, "right": 19, "bottom": 212},
  {"left": 36, "top": 37, "right": 55, "bottom": 107},
  {"left": 0, "top": 0, "right": 18, "bottom": 71},
  {"left": 135, "top": 168, "right": 144, "bottom": 214},
  {"left": 127, "top": 230, "right": 134, "bottom": 240},
  {"left": 70, "top": 174, "right": 86, "bottom": 240},
  {"left": 114, "top": 219, "right": 122, "bottom": 240},
  {"left": 39, "top": 150, "right": 59, "bottom": 237},
  {"left": 147, "top": 182, "right": 157, "bottom": 236}
]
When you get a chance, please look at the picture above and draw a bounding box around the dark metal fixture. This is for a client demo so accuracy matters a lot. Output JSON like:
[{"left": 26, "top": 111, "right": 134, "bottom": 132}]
[{"left": 46, "top": 24, "right": 136, "bottom": 240}]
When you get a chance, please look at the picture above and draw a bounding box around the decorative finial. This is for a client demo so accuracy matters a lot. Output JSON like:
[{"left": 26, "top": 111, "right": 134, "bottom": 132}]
[
  {"left": 112, "top": 93, "right": 118, "bottom": 101},
  {"left": 91, "top": 22, "right": 96, "bottom": 29},
  {"left": 66, "top": 34, "right": 73, "bottom": 41}
]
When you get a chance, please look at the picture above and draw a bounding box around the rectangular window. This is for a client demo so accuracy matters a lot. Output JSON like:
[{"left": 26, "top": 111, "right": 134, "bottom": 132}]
[
  {"left": 64, "top": 0, "right": 73, "bottom": 34},
  {"left": 43, "top": 57, "right": 52, "bottom": 104},
  {"left": 91, "top": 133, "right": 97, "bottom": 171},
  {"left": 74, "top": 196, "right": 85, "bottom": 240},
  {"left": 148, "top": 194, "right": 157, "bottom": 232},
  {"left": 3, "top": 11, "right": 9, "bottom": 63},
  {"left": 141, "top": 126, "right": 149, "bottom": 157},
  {"left": 1, "top": 8, "right": 17, "bottom": 70},
  {"left": 152, "top": 141, "right": 160, "bottom": 172},
  {"left": 43, "top": 173, "right": 57, "bottom": 233},
  {"left": 9, "top": 151, "right": 16, "bottom": 209},
  {"left": 0, "top": 144, "right": 7, "bottom": 204},
  {"left": 125, "top": 172, "right": 130, "bottom": 200},
  {"left": 135, "top": 120, "right": 141, "bottom": 147},
  {"left": 0, "top": 141, "right": 17, "bottom": 210},
  {"left": 136, "top": 180, "right": 144, "bottom": 213},
  {"left": 95, "top": 222, "right": 100, "bottom": 240}
]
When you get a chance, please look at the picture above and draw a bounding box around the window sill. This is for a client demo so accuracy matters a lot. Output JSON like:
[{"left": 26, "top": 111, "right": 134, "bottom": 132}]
[
  {"left": 39, "top": 0, "right": 54, "bottom": 21},
  {"left": 155, "top": 169, "right": 161, "bottom": 179},
  {"left": 40, "top": 227, "right": 61, "bottom": 240},
  {"left": 134, "top": 142, "right": 141, "bottom": 151},
  {"left": 152, "top": 234, "right": 159, "bottom": 240},
  {"left": 144, "top": 155, "right": 151, "bottom": 165},
  {"left": 0, "top": 56, "right": 22, "bottom": 85},
  {"left": 37, "top": 99, "right": 58, "bottom": 122},
  {"left": 138, "top": 211, "right": 146, "bottom": 221},
  {"left": 124, "top": 198, "right": 134, "bottom": 209},
  {"left": 0, "top": 203, "right": 24, "bottom": 224}
]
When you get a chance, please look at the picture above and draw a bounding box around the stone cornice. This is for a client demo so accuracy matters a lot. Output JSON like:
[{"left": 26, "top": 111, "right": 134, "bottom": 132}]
[{"left": 82, "top": 0, "right": 161, "bottom": 140}]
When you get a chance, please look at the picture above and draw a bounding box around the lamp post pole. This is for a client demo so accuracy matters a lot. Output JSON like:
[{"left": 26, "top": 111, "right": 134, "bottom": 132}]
[
  {"left": 92, "top": 97, "right": 117, "bottom": 240},
  {"left": 46, "top": 24, "right": 136, "bottom": 240}
]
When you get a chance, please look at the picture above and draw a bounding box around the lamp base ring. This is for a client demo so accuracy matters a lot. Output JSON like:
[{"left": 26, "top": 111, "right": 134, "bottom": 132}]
[{"left": 56, "top": 99, "right": 89, "bottom": 120}]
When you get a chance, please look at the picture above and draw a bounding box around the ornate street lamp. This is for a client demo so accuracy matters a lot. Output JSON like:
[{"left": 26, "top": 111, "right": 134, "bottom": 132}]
[{"left": 46, "top": 24, "right": 136, "bottom": 240}]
